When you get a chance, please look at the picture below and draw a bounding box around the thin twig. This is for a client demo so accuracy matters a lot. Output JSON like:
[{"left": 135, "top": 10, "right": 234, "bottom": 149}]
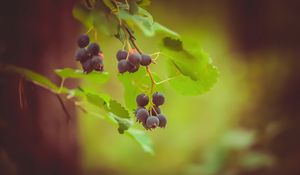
[
  {"left": 85, "top": 27, "right": 94, "bottom": 34},
  {"left": 18, "top": 76, "right": 25, "bottom": 110},
  {"left": 123, "top": 25, "right": 157, "bottom": 97},
  {"left": 56, "top": 94, "right": 72, "bottom": 122},
  {"left": 85, "top": 0, "right": 93, "bottom": 9},
  {"left": 124, "top": 26, "right": 141, "bottom": 53},
  {"left": 155, "top": 76, "right": 179, "bottom": 85}
]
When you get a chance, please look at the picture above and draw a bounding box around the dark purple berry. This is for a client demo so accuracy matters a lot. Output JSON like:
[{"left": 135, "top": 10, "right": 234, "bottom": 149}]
[
  {"left": 91, "top": 55, "right": 103, "bottom": 71},
  {"left": 152, "top": 92, "right": 165, "bottom": 106},
  {"left": 77, "top": 34, "right": 90, "bottom": 48},
  {"left": 82, "top": 59, "right": 93, "bottom": 73},
  {"left": 135, "top": 106, "right": 145, "bottom": 115},
  {"left": 116, "top": 50, "right": 128, "bottom": 61},
  {"left": 118, "top": 60, "right": 129, "bottom": 73},
  {"left": 146, "top": 116, "right": 159, "bottom": 129},
  {"left": 136, "top": 108, "right": 149, "bottom": 123},
  {"left": 87, "top": 43, "right": 100, "bottom": 56},
  {"left": 128, "top": 53, "right": 141, "bottom": 66},
  {"left": 140, "top": 54, "right": 152, "bottom": 66},
  {"left": 150, "top": 106, "right": 161, "bottom": 116},
  {"left": 136, "top": 94, "right": 149, "bottom": 106},
  {"left": 157, "top": 114, "right": 167, "bottom": 128},
  {"left": 75, "top": 48, "right": 90, "bottom": 62},
  {"left": 128, "top": 63, "right": 139, "bottom": 73}
]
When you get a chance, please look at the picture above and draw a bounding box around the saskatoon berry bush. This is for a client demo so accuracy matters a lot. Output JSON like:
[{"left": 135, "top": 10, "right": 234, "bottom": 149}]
[{"left": 0, "top": 0, "right": 218, "bottom": 153}]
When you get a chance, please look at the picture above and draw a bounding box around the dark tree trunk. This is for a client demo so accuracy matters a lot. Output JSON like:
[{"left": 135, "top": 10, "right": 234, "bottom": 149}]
[
  {"left": 228, "top": 0, "right": 300, "bottom": 175},
  {"left": 0, "top": 0, "right": 82, "bottom": 175}
]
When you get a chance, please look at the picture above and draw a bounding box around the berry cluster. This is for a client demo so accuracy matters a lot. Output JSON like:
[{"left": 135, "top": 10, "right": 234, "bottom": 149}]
[
  {"left": 135, "top": 92, "right": 167, "bottom": 130},
  {"left": 116, "top": 49, "right": 152, "bottom": 73},
  {"left": 75, "top": 34, "right": 104, "bottom": 73}
]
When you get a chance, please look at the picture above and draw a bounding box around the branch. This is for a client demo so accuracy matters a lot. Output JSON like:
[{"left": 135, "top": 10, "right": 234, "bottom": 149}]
[
  {"left": 123, "top": 25, "right": 156, "bottom": 95},
  {"left": 124, "top": 26, "right": 142, "bottom": 54}
]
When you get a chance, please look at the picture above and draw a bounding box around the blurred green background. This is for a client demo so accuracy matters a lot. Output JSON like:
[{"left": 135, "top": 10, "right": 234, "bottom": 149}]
[{"left": 77, "top": 1, "right": 299, "bottom": 175}]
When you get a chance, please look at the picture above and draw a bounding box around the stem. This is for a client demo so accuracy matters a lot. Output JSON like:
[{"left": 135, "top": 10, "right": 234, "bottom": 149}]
[
  {"left": 85, "top": 27, "right": 94, "bottom": 34},
  {"left": 152, "top": 106, "right": 158, "bottom": 115},
  {"left": 146, "top": 66, "right": 155, "bottom": 94},
  {"left": 56, "top": 94, "right": 72, "bottom": 122},
  {"left": 58, "top": 78, "right": 65, "bottom": 93},
  {"left": 151, "top": 52, "right": 160, "bottom": 62},
  {"left": 18, "top": 78, "right": 73, "bottom": 122},
  {"left": 155, "top": 76, "right": 178, "bottom": 85},
  {"left": 124, "top": 0, "right": 130, "bottom": 9},
  {"left": 18, "top": 76, "right": 26, "bottom": 110},
  {"left": 124, "top": 27, "right": 142, "bottom": 53},
  {"left": 94, "top": 30, "right": 98, "bottom": 41},
  {"left": 123, "top": 25, "right": 156, "bottom": 93},
  {"left": 85, "top": 0, "right": 93, "bottom": 9}
]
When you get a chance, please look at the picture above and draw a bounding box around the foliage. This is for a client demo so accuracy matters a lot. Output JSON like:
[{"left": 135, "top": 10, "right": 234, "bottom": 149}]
[{"left": 0, "top": 0, "right": 219, "bottom": 154}]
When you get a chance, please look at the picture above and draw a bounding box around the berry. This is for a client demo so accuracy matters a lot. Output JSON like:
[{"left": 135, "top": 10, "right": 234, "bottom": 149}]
[
  {"left": 128, "top": 63, "right": 139, "bottom": 73},
  {"left": 146, "top": 116, "right": 159, "bottom": 129},
  {"left": 152, "top": 92, "right": 165, "bottom": 106},
  {"left": 116, "top": 50, "right": 128, "bottom": 61},
  {"left": 157, "top": 114, "right": 167, "bottom": 128},
  {"left": 98, "top": 52, "right": 104, "bottom": 58},
  {"left": 129, "top": 49, "right": 138, "bottom": 54},
  {"left": 128, "top": 53, "right": 141, "bottom": 66},
  {"left": 118, "top": 60, "right": 129, "bottom": 73},
  {"left": 136, "top": 94, "right": 149, "bottom": 106},
  {"left": 91, "top": 55, "right": 103, "bottom": 71},
  {"left": 135, "top": 106, "right": 145, "bottom": 115},
  {"left": 150, "top": 106, "right": 161, "bottom": 116},
  {"left": 75, "top": 48, "right": 90, "bottom": 62},
  {"left": 140, "top": 54, "right": 152, "bottom": 66},
  {"left": 87, "top": 43, "right": 100, "bottom": 56},
  {"left": 77, "top": 34, "right": 90, "bottom": 48},
  {"left": 82, "top": 59, "right": 93, "bottom": 73},
  {"left": 136, "top": 108, "right": 149, "bottom": 123}
]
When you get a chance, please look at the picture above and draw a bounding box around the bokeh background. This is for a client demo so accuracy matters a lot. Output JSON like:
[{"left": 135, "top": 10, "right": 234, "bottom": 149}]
[{"left": 1, "top": 0, "right": 300, "bottom": 175}]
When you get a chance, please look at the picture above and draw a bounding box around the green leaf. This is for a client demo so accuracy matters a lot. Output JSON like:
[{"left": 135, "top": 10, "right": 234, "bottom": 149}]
[
  {"left": 86, "top": 93, "right": 108, "bottom": 108},
  {"left": 107, "top": 99, "right": 131, "bottom": 118},
  {"left": 86, "top": 92, "right": 131, "bottom": 133},
  {"left": 118, "top": 68, "right": 164, "bottom": 111},
  {"left": 126, "top": 128, "right": 154, "bottom": 155},
  {"left": 137, "top": 0, "right": 151, "bottom": 7},
  {"left": 153, "top": 22, "right": 179, "bottom": 37},
  {"left": 86, "top": 93, "right": 130, "bottom": 119},
  {"left": 54, "top": 68, "right": 110, "bottom": 84},
  {"left": 93, "top": 10, "right": 119, "bottom": 36},
  {"left": 167, "top": 60, "right": 219, "bottom": 95},
  {"left": 161, "top": 37, "right": 219, "bottom": 95},
  {"left": 117, "top": 7, "right": 178, "bottom": 37},
  {"left": 117, "top": 7, "right": 153, "bottom": 36},
  {"left": 105, "top": 112, "right": 153, "bottom": 153},
  {"left": 0, "top": 64, "right": 59, "bottom": 92},
  {"left": 163, "top": 37, "right": 183, "bottom": 51},
  {"left": 103, "top": 0, "right": 116, "bottom": 10},
  {"left": 72, "top": 2, "right": 94, "bottom": 29},
  {"left": 112, "top": 115, "right": 132, "bottom": 134},
  {"left": 72, "top": 1, "right": 119, "bottom": 36}
]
